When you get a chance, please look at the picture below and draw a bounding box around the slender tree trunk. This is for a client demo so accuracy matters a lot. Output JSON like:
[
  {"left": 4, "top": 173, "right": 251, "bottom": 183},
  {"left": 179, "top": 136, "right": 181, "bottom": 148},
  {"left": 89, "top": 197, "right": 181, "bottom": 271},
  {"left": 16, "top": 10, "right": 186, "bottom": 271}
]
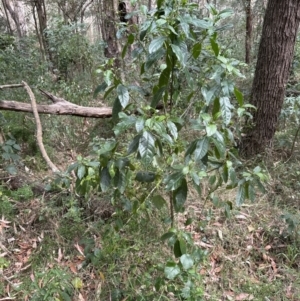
[
  {"left": 2, "top": 0, "right": 23, "bottom": 38},
  {"left": 1, "top": 0, "right": 13, "bottom": 35},
  {"left": 241, "top": 0, "right": 300, "bottom": 157},
  {"left": 32, "top": 4, "right": 46, "bottom": 61},
  {"left": 245, "top": 0, "right": 252, "bottom": 64}
]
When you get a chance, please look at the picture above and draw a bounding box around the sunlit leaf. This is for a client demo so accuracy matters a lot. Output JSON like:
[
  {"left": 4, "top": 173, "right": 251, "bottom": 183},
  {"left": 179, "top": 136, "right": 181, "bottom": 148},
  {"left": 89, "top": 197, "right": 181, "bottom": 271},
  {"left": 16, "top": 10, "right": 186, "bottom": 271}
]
[
  {"left": 100, "top": 167, "right": 111, "bottom": 192},
  {"left": 77, "top": 165, "right": 86, "bottom": 180},
  {"left": 167, "top": 121, "right": 178, "bottom": 140},
  {"left": 206, "top": 124, "right": 217, "bottom": 136},
  {"left": 164, "top": 262, "right": 180, "bottom": 280},
  {"left": 149, "top": 37, "right": 166, "bottom": 53},
  {"left": 117, "top": 84, "right": 129, "bottom": 108},
  {"left": 236, "top": 183, "right": 246, "bottom": 206},
  {"left": 171, "top": 44, "right": 184, "bottom": 65},
  {"left": 138, "top": 131, "right": 155, "bottom": 161},
  {"left": 194, "top": 137, "right": 209, "bottom": 162},
  {"left": 180, "top": 254, "right": 194, "bottom": 270},
  {"left": 165, "top": 172, "right": 183, "bottom": 191}
]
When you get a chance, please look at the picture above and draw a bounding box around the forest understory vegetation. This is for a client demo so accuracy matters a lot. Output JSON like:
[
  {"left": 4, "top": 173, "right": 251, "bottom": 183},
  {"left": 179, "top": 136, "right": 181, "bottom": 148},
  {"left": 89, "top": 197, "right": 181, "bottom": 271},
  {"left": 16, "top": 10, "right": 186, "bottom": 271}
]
[{"left": 1, "top": 1, "right": 300, "bottom": 300}]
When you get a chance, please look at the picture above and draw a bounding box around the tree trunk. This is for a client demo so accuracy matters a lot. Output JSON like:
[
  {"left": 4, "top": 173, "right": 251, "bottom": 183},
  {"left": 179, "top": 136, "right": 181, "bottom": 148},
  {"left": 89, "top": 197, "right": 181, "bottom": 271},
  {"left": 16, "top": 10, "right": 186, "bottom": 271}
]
[
  {"left": 241, "top": 0, "right": 300, "bottom": 157},
  {"left": 245, "top": 0, "right": 252, "bottom": 64},
  {"left": 2, "top": 0, "right": 24, "bottom": 38},
  {"left": 1, "top": 0, "right": 13, "bottom": 35},
  {"left": 100, "top": 0, "right": 120, "bottom": 59}
]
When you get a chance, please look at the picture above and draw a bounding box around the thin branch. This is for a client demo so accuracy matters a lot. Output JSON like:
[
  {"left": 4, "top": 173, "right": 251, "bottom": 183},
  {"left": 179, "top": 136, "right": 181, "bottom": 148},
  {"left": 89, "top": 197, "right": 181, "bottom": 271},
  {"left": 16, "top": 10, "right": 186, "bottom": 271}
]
[
  {"left": 22, "top": 81, "right": 60, "bottom": 173},
  {"left": 0, "top": 84, "right": 24, "bottom": 89}
]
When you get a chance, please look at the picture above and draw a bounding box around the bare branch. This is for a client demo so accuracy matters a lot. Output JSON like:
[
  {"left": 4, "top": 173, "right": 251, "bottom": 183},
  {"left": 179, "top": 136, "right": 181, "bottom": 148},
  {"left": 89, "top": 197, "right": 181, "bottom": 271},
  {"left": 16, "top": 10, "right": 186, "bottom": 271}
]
[{"left": 22, "top": 81, "right": 60, "bottom": 173}]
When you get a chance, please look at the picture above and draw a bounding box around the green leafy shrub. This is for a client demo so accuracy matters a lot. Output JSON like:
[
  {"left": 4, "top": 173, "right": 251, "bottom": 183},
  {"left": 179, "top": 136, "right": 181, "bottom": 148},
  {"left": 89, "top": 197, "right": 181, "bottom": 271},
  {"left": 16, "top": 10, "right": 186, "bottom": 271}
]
[{"left": 64, "top": 1, "right": 267, "bottom": 299}]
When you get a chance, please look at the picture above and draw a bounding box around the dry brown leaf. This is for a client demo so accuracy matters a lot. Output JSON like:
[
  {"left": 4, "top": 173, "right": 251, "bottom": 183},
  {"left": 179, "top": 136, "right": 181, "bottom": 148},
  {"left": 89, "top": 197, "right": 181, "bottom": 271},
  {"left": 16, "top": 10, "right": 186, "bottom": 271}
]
[
  {"left": 69, "top": 262, "right": 77, "bottom": 274},
  {"left": 235, "top": 293, "right": 254, "bottom": 300}
]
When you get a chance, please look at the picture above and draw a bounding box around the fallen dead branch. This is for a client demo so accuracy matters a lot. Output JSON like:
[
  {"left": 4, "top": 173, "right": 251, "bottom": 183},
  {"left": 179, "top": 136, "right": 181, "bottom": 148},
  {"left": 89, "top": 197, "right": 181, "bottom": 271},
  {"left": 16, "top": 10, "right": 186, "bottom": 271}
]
[{"left": 0, "top": 84, "right": 112, "bottom": 118}]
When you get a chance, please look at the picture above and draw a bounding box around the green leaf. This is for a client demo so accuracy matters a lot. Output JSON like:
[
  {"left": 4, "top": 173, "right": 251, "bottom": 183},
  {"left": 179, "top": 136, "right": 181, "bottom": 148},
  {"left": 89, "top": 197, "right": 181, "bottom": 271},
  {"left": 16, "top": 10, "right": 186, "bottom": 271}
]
[
  {"left": 116, "top": 169, "right": 127, "bottom": 194},
  {"left": 157, "top": 0, "right": 164, "bottom": 9},
  {"left": 201, "top": 86, "right": 217, "bottom": 105},
  {"left": 212, "top": 138, "right": 226, "bottom": 158},
  {"left": 140, "top": 29, "right": 147, "bottom": 41},
  {"left": 171, "top": 44, "right": 184, "bottom": 65},
  {"left": 189, "top": 18, "right": 210, "bottom": 29},
  {"left": 167, "top": 121, "right": 178, "bottom": 140},
  {"left": 161, "top": 232, "right": 176, "bottom": 241},
  {"left": 127, "top": 33, "right": 134, "bottom": 44},
  {"left": 210, "top": 38, "right": 219, "bottom": 56},
  {"left": 164, "top": 262, "right": 180, "bottom": 280},
  {"left": 152, "top": 195, "right": 167, "bottom": 209},
  {"left": 6, "top": 164, "right": 17, "bottom": 175},
  {"left": 174, "top": 239, "right": 182, "bottom": 258},
  {"left": 135, "top": 171, "right": 156, "bottom": 183},
  {"left": 149, "top": 37, "right": 166, "bottom": 53},
  {"left": 100, "top": 167, "right": 111, "bottom": 192},
  {"left": 138, "top": 131, "right": 155, "bottom": 162},
  {"left": 180, "top": 254, "right": 194, "bottom": 270},
  {"left": 77, "top": 165, "right": 86, "bottom": 180},
  {"left": 220, "top": 97, "right": 232, "bottom": 125},
  {"left": 247, "top": 184, "right": 255, "bottom": 202},
  {"left": 93, "top": 82, "right": 108, "bottom": 98},
  {"left": 128, "top": 134, "right": 141, "bottom": 155},
  {"left": 212, "top": 97, "right": 220, "bottom": 117},
  {"left": 117, "top": 84, "right": 129, "bottom": 108},
  {"left": 173, "top": 178, "right": 187, "bottom": 212},
  {"left": 158, "top": 66, "right": 171, "bottom": 87},
  {"left": 151, "top": 86, "right": 166, "bottom": 108},
  {"left": 122, "top": 43, "right": 128, "bottom": 59},
  {"left": 135, "top": 117, "right": 145, "bottom": 132},
  {"left": 179, "top": 238, "right": 187, "bottom": 255},
  {"left": 145, "top": 48, "right": 165, "bottom": 70},
  {"left": 236, "top": 183, "right": 246, "bottom": 206},
  {"left": 165, "top": 172, "right": 183, "bottom": 191},
  {"left": 185, "top": 139, "right": 198, "bottom": 158},
  {"left": 104, "top": 85, "right": 116, "bottom": 99},
  {"left": 219, "top": 8, "right": 233, "bottom": 19},
  {"left": 206, "top": 124, "right": 217, "bottom": 136},
  {"left": 112, "top": 97, "right": 122, "bottom": 123},
  {"left": 194, "top": 137, "right": 209, "bottom": 162},
  {"left": 234, "top": 87, "right": 244, "bottom": 106},
  {"left": 192, "top": 42, "right": 202, "bottom": 59}
]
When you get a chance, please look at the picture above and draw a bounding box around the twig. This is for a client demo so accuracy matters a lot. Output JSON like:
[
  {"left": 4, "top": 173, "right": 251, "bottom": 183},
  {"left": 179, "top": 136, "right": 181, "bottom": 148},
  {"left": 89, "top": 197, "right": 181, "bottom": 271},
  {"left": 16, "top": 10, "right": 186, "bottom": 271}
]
[
  {"left": 0, "top": 84, "right": 24, "bottom": 89},
  {"left": 22, "top": 81, "right": 60, "bottom": 173},
  {"left": 284, "top": 123, "right": 300, "bottom": 163}
]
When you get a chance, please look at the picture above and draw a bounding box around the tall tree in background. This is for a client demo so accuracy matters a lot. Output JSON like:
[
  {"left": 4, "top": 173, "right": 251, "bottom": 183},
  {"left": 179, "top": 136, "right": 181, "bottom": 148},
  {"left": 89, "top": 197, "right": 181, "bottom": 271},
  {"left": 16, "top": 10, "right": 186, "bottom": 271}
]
[
  {"left": 241, "top": 0, "right": 300, "bottom": 157},
  {"left": 244, "top": 0, "right": 252, "bottom": 63}
]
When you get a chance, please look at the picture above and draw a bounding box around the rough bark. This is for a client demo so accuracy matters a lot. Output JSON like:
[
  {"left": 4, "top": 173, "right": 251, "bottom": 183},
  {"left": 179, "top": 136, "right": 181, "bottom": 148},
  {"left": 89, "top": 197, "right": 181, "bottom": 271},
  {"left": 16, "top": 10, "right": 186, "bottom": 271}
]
[
  {"left": 241, "top": 0, "right": 300, "bottom": 157},
  {"left": 100, "top": 0, "right": 120, "bottom": 59},
  {"left": 245, "top": 0, "right": 252, "bottom": 64}
]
